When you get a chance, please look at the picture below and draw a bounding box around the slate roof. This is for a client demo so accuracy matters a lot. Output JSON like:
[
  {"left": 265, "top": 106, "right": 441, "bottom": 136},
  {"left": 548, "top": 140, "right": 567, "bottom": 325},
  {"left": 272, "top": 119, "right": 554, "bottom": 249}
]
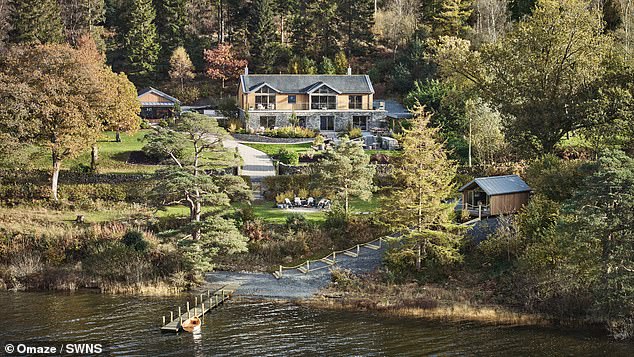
[
  {"left": 137, "top": 87, "right": 181, "bottom": 106},
  {"left": 459, "top": 175, "right": 532, "bottom": 196},
  {"left": 240, "top": 74, "right": 374, "bottom": 94}
]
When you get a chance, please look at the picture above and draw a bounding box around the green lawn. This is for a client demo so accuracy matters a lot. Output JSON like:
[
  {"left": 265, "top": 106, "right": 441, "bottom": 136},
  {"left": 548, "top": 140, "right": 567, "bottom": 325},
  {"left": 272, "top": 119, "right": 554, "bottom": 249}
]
[
  {"left": 31, "top": 130, "right": 159, "bottom": 174},
  {"left": 242, "top": 142, "right": 313, "bottom": 156}
]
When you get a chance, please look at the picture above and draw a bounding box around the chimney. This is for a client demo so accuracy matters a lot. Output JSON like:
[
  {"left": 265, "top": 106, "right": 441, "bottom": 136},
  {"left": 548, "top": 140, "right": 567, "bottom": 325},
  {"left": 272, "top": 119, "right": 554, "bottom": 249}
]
[
  {"left": 347, "top": 66, "right": 352, "bottom": 75},
  {"left": 244, "top": 66, "right": 249, "bottom": 75}
]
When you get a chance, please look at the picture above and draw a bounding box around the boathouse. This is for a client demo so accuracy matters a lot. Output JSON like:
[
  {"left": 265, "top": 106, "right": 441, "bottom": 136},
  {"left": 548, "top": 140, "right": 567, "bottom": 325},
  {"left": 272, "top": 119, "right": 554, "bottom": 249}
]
[
  {"left": 138, "top": 87, "right": 181, "bottom": 121},
  {"left": 459, "top": 175, "right": 532, "bottom": 217}
]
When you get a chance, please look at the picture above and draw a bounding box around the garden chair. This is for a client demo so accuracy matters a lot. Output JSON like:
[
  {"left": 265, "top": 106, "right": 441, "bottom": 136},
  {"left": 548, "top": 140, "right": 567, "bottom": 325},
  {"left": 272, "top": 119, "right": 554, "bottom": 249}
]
[
  {"left": 307, "top": 197, "right": 314, "bottom": 207},
  {"left": 317, "top": 198, "right": 326, "bottom": 209},
  {"left": 284, "top": 198, "right": 293, "bottom": 208},
  {"left": 294, "top": 197, "right": 302, "bottom": 207}
]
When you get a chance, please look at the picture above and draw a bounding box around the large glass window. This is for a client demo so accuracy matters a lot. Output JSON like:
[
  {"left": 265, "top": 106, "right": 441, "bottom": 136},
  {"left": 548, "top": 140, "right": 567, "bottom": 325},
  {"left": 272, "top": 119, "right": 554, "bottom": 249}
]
[
  {"left": 259, "top": 116, "right": 276, "bottom": 129},
  {"left": 255, "top": 86, "right": 276, "bottom": 109},
  {"left": 320, "top": 116, "right": 335, "bottom": 131},
  {"left": 349, "top": 95, "right": 363, "bottom": 110},
  {"left": 311, "top": 86, "right": 337, "bottom": 110},
  {"left": 352, "top": 116, "right": 368, "bottom": 130}
]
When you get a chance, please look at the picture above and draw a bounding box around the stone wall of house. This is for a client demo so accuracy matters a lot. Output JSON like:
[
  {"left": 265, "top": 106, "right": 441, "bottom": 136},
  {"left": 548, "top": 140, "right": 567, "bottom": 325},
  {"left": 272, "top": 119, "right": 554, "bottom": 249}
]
[{"left": 240, "top": 110, "right": 387, "bottom": 131}]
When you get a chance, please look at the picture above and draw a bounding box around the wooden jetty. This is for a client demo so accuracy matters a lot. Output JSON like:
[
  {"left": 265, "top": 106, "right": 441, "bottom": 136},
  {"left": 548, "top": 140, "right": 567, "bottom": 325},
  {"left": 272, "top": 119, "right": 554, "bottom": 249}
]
[{"left": 160, "top": 288, "right": 233, "bottom": 333}]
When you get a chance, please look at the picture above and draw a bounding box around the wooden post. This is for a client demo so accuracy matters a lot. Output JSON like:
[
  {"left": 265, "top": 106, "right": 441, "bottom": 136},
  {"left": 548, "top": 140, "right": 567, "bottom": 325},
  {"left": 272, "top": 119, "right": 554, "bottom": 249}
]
[
  {"left": 201, "top": 303, "right": 205, "bottom": 323},
  {"left": 163, "top": 315, "right": 166, "bottom": 325},
  {"left": 279, "top": 265, "right": 283, "bottom": 277},
  {"left": 478, "top": 204, "right": 482, "bottom": 220},
  {"left": 356, "top": 244, "right": 360, "bottom": 255},
  {"left": 187, "top": 302, "right": 190, "bottom": 319},
  {"left": 222, "top": 289, "right": 225, "bottom": 301},
  {"left": 170, "top": 311, "right": 174, "bottom": 323},
  {"left": 378, "top": 237, "right": 382, "bottom": 248},
  {"left": 332, "top": 251, "right": 336, "bottom": 262},
  {"left": 195, "top": 296, "right": 198, "bottom": 308},
  {"left": 207, "top": 289, "right": 210, "bottom": 298},
  {"left": 200, "top": 294, "right": 204, "bottom": 306},
  {"left": 216, "top": 294, "right": 219, "bottom": 306},
  {"left": 306, "top": 260, "right": 310, "bottom": 271},
  {"left": 179, "top": 307, "right": 182, "bottom": 325}
]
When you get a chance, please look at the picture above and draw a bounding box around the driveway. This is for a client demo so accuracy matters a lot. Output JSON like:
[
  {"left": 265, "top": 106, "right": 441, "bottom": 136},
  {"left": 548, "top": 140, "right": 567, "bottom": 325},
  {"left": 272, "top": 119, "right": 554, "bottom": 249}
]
[{"left": 224, "top": 137, "right": 275, "bottom": 181}]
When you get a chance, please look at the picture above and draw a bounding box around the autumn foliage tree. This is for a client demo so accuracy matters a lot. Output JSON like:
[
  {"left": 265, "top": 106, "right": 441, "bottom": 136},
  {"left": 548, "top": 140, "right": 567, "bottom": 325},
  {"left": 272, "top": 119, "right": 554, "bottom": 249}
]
[
  {"left": 169, "top": 46, "right": 195, "bottom": 92},
  {"left": 204, "top": 43, "right": 248, "bottom": 89},
  {"left": 0, "top": 43, "right": 139, "bottom": 200}
]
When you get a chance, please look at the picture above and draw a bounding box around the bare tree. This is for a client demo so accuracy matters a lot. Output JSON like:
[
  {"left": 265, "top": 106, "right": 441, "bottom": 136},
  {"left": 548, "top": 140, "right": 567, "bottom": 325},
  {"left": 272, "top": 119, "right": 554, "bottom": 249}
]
[
  {"left": 615, "top": 0, "right": 634, "bottom": 62},
  {"left": 473, "top": 0, "right": 509, "bottom": 44},
  {"left": 374, "top": 0, "right": 418, "bottom": 55},
  {"left": 0, "top": 0, "right": 10, "bottom": 46}
]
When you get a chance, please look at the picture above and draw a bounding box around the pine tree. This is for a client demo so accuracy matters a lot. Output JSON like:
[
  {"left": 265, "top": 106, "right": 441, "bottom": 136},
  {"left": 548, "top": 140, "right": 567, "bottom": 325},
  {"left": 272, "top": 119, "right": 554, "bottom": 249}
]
[
  {"left": 312, "top": 139, "right": 375, "bottom": 216},
  {"left": 8, "top": 0, "right": 64, "bottom": 44},
  {"left": 309, "top": 0, "right": 341, "bottom": 58},
  {"left": 381, "top": 107, "right": 462, "bottom": 272},
  {"left": 319, "top": 57, "right": 336, "bottom": 74},
  {"left": 290, "top": 2, "right": 313, "bottom": 57},
  {"left": 338, "top": 0, "right": 375, "bottom": 56},
  {"left": 124, "top": 0, "right": 161, "bottom": 74},
  {"left": 334, "top": 51, "right": 348, "bottom": 74},
  {"left": 155, "top": 0, "right": 188, "bottom": 68},
  {"left": 433, "top": 0, "right": 474, "bottom": 37},
  {"left": 248, "top": 0, "right": 277, "bottom": 72}
]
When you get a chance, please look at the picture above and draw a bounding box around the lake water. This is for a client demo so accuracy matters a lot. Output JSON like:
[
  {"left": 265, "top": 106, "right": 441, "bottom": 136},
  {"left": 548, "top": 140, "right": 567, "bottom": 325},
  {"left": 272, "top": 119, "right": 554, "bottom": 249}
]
[{"left": 0, "top": 291, "right": 632, "bottom": 356}]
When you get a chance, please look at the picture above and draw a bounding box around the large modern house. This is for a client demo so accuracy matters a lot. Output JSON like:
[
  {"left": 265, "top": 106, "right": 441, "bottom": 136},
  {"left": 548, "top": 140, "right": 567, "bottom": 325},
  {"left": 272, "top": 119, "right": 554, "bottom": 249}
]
[{"left": 237, "top": 68, "right": 388, "bottom": 132}]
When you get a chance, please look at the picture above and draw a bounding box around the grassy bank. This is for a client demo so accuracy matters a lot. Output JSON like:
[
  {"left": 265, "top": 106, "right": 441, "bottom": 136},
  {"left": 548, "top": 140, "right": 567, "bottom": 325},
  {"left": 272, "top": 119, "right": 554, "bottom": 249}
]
[
  {"left": 302, "top": 271, "right": 553, "bottom": 327},
  {"left": 304, "top": 298, "right": 548, "bottom": 326},
  {"left": 0, "top": 204, "right": 192, "bottom": 294}
]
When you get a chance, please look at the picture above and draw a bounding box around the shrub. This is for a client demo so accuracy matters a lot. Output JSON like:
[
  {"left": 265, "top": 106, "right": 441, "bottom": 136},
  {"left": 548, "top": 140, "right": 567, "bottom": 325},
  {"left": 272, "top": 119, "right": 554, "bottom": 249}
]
[
  {"left": 340, "top": 123, "right": 363, "bottom": 140},
  {"left": 275, "top": 190, "right": 295, "bottom": 204},
  {"left": 227, "top": 117, "right": 243, "bottom": 133},
  {"left": 264, "top": 126, "right": 316, "bottom": 138},
  {"left": 243, "top": 219, "right": 271, "bottom": 241},
  {"left": 348, "top": 127, "right": 362, "bottom": 139},
  {"left": 313, "top": 135, "right": 325, "bottom": 146},
  {"left": 524, "top": 154, "right": 586, "bottom": 202},
  {"left": 263, "top": 175, "right": 311, "bottom": 200},
  {"left": 121, "top": 230, "right": 150, "bottom": 252},
  {"left": 285, "top": 214, "right": 308, "bottom": 231},
  {"left": 140, "top": 119, "right": 152, "bottom": 129},
  {"left": 276, "top": 148, "right": 299, "bottom": 165}
]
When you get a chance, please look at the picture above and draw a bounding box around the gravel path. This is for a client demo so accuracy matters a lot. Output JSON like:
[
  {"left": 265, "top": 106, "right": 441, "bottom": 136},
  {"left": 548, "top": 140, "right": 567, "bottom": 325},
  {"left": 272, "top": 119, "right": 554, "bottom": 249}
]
[
  {"left": 205, "top": 243, "right": 388, "bottom": 300},
  {"left": 223, "top": 137, "right": 275, "bottom": 180}
]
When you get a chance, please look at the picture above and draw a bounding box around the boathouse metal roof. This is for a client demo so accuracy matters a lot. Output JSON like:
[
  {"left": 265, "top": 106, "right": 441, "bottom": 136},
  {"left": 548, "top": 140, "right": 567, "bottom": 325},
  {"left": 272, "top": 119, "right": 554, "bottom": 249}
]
[{"left": 459, "top": 175, "right": 532, "bottom": 196}]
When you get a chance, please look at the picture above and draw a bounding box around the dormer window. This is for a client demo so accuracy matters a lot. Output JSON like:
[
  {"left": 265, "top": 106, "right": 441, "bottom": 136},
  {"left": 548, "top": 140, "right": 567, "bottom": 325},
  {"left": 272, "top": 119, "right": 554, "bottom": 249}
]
[
  {"left": 255, "top": 86, "right": 276, "bottom": 110},
  {"left": 311, "top": 86, "right": 337, "bottom": 110}
]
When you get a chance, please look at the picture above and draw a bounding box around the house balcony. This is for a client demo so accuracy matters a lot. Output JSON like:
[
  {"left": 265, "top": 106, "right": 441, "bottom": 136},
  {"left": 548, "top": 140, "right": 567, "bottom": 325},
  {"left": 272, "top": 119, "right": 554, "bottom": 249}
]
[
  {"left": 249, "top": 103, "right": 311, "bottom": 111},
  {"left": 245, "top": 103, "right": 382, "bottom": 112}
]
